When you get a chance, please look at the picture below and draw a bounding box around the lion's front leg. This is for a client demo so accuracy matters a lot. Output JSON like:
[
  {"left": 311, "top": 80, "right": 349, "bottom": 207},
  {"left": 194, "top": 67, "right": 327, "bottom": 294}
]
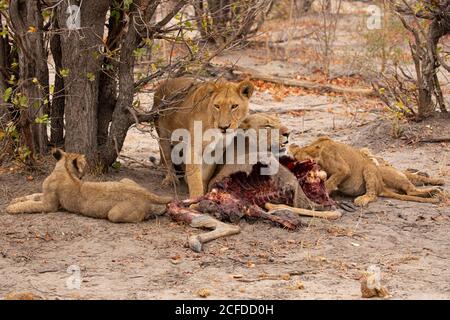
[
  {"left": 9, "top": 193, "right": 43, "bottom": 205},
  {"left": 159, "top": 135, "right": 179, "bottom": 188},
  {"left": 319, "top": 152, "right": 350, "bottom": 193},
  {"left": 185, "top": 163, "right": 204, "bottom": 198},
  {"left": 354, "top": 167, "right": 381, "bottom": 207},
  {"left": 6, "top": 193, "right": 58, "bottom": 215}
]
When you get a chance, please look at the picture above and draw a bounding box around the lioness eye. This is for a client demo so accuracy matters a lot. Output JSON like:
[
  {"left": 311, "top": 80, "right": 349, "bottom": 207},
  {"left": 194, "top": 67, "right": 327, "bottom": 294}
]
[
  {"left": 231, "top": 104, "right": 239, "bottom": 109},
  {"left": 214, "top": 104, "right": 220, "bottom": 109}
]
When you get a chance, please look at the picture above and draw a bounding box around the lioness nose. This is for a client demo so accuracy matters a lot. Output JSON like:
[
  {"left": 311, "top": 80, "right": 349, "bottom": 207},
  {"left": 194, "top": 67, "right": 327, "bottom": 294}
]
[
  {"left": 282, "top": 132, "right": 290, "bottom": 137},
  {"left": 219, "top": 125, "right": 230, "bottom": 132}
]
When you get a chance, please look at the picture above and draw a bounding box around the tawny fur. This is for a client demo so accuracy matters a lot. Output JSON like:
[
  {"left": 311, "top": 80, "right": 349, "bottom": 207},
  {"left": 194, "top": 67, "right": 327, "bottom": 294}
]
[
  {"left": 152, "top": 77, "right": 254, "bottom": 197},
  {"left": 207, "top": 113, "right": 341, "bottom": 218},
  {"left": 239, "top": 113, "right": 291, "bottom": 147},
  {"left": 6, "top": 149, "right": 172, "bottom": 222},
  {"left": 289, "top": 137, "right": 445, "bottom": 207},
  {"left": 211, "top": 112, "right": 291, "bottom": 172}
]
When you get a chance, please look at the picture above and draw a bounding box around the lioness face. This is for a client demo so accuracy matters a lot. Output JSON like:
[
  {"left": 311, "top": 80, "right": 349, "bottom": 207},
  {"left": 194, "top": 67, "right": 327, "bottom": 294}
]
[
  {"left": 288, "top": 144, "right": 319, "bottom": 162},
  {"left": 210, "top": 80, "right": 254, "bottom": 133},
  {"left": 240, "top": 113, "right": 291, "bottom": 152},
  {"left": 52, "top": 148, "right": 87, "bottom": 179}
]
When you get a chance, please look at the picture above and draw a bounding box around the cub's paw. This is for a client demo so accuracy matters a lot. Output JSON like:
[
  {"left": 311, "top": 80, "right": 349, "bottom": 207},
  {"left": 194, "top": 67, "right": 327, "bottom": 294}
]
[
  {"left": 6, "top": 203, "right": 22, "bottom": 214},
  {"left": 354, "top": 196, "right": 371, "bottom": 207}
]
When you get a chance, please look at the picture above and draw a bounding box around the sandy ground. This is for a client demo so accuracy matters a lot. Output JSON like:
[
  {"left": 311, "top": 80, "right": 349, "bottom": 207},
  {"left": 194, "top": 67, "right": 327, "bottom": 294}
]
[
  {"left": 1, "top": 86, "right": 449, "bottom": 299},
  {"left": 1, "top": 3, "right": 450, "bottom": 299}
]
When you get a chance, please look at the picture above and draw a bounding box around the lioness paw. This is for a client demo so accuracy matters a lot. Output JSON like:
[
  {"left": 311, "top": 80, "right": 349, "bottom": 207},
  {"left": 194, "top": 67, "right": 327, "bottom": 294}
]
[
  {"left": 354, "top": 196, "right": 371, "bottom": 207},
  {"left": 6, "top": 204, "right": 21, "bottom": 214}
]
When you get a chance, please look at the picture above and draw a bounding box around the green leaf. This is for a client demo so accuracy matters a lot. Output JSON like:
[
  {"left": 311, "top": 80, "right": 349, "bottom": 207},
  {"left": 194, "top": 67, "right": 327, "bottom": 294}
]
[
  {"left": 0, "top": 0, "right": 9, "bottom": 11},
  {"left": 111, "top": 161, "right": 121, "bottom": 170},
  {"left": 123, "top": 0, "right": 133, "bottom": 10},
  {"left": 87, "top": 72, "right": 95, "bottom": 82},
  {"left": 35, "top": 114, "right": 50, "bottom": 124},
  {"left": 8, "top": 74, "right": 16, "bottom": 85},
  {"left": 13, "top": 93, "right": 28, "bottom": 108},
  {"left": 3, "top": 87, "right": 12, "bottom": 102},
  {"left": 42, "top": 9, "right": 52, "bottom": 19},
  {"left": 110, "top": 9, "right": 120, "bottom": 21},
  {"left": 59, "top": 68, "right": 70, "bottom": 77},
  {"left": 0, "top": 27, "right": 8, "bottom": 38},
  {"left": 133, "top": 47, "right": 147, "bottom": 59}
]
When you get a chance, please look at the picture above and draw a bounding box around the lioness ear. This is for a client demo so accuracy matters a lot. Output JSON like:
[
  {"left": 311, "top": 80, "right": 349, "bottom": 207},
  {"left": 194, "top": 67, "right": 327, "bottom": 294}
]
[
  {"left": 73, "top": 155, "right": 87, "bottom": 177},
  {"left": 238, "top": 80, "right": 254, "bottom": 99},
  {"left": 239, "top": 117, "right": 251, "bottom": 129},
  {"left": 52, "top": 148, "right": 65, "bottom": 161},
  {"left": 193, "top": 82, "right": 217, "bottom": 104}
]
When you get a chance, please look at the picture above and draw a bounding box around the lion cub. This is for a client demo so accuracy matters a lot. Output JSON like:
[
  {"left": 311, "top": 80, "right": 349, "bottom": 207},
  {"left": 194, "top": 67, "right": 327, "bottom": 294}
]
[
  {"left": 289, "top": 137, "right": 444, "bottom": 206},
  {"left": 6, "top": 149, "right": 173, "bottom": 222},
  {"left": 152, "top": 77, "right": 254, "bottom": 197}
]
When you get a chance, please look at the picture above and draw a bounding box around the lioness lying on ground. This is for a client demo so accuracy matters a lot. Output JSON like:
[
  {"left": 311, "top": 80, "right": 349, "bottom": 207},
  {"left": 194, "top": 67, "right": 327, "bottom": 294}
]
[
  {"left": 289, "top": 137, "right": 444, "bottom": 207},
  {"left": 152, "top": 77, "right": 254, "bottom": 198},
  {"left": 6, "top": 149, "right": 172, "bottom": 222}
]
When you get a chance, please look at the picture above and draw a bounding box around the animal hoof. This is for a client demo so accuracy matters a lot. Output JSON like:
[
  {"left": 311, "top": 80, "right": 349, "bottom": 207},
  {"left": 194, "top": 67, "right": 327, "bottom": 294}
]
[
  {"left": 339, "top": 201, "right": 357, "bottom": 212},
  {"left": 188, "top": 236, "right": 203, "bottom": 252}
]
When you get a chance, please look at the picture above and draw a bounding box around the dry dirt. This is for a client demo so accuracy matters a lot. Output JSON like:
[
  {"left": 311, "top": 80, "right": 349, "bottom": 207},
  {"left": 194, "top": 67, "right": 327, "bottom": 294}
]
[
  {"left": 1, "top": 87, "right": 449, "bottom": 299},
  {"left": 1, "top": 3, "right": 450, "bottom": 300}
]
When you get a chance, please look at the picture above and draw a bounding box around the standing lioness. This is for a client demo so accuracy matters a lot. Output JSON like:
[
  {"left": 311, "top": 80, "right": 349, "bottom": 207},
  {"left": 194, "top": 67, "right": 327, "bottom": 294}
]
[
  {"left": 6, "top": 149, "right": 172, "bottom": 222},
  {"left": 153, "top": 77, "right": 254, "bottom": 197}
]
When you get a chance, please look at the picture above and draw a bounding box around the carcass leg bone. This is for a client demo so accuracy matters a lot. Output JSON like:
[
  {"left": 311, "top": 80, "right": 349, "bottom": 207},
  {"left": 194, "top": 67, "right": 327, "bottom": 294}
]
[
  {"left": 167, "top": 203, "right": 240, "bottom": 252},
  {"left": 189, "top": 215, "right": 240, "bottom": 252},
  {"left": 265, "top": 203, "right": 342, "bottom": 220}
]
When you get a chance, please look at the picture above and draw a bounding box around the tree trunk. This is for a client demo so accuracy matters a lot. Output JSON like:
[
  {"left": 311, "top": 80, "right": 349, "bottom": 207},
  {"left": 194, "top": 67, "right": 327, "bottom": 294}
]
[
  {"left": 99, "top": 0, "right": 175, "bottom": 169},
  {"left": 420, "top": 16, "right": 450, "bottom": 117},
  {"left": 9, "top": 0, "right": 50, "bottom": 156},
  {"left": 99, "top": 9, "right": 141, "bottom": 168},
  {"left": 56, "top": 0, "right": 109, "bottom": 164},
  {"left": 49, "top": 17, "right": 65, "bottom": 147},
  {"left": 0, "top": 15, "right": 8, "bottom": 95},
  {"left": 97, "top": 9, "right": 123, "bottom": 147}
]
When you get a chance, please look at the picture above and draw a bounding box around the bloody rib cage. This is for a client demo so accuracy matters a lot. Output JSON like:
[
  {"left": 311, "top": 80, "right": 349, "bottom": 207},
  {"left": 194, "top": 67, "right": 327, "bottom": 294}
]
[{"left": 167, "top": 156, "right": 336, "bottom": 231}]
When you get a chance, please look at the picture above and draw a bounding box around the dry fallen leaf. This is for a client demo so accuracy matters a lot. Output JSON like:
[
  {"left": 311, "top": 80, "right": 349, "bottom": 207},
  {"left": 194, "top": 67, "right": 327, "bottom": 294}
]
[
  {"left": 4, "top": 292, "right": 42, "bottom": 300},
  {"left": 281, "top": 274, "right": 291, "bottom": 281},
  {"left": 170, "top": 254, "right": 182, "bottom": 265},
  {"left": 360, "top": 271, "right": 391, "bottom": 299},
  {"left": 291, "top": 280, "right": 305, "bottom": 290},
  {"left": 197, "top": 288, "right": 211, "bottom": 298}
]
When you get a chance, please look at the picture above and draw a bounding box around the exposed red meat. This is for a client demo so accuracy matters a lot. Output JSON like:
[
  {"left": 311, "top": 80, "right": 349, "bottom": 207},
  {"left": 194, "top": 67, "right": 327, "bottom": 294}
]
[{"left": 168, "top": 156, "right": 334, "bottom": 230}]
